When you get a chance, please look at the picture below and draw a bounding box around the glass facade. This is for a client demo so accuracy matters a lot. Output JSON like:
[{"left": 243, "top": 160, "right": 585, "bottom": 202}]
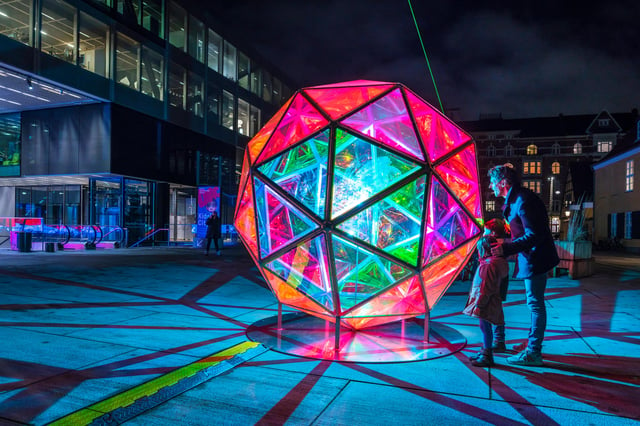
[{"left": 0, "top": 0, "right": 294, "bottom": 247}]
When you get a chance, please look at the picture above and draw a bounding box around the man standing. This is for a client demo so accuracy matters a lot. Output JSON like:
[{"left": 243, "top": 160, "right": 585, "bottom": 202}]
[
  {"left": 488, "top": 165, "right": 559, "bottom": 366},
  {"left": 205, "top": 211, "right": 222, "bottom": 256}
]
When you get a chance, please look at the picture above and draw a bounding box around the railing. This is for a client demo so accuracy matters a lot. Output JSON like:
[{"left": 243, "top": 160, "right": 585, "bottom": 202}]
[{"left": 129, "top": 228, "right": 170, "bottom": 248}]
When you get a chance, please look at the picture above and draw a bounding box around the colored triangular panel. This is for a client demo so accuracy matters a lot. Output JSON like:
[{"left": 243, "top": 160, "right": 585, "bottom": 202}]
[
  {"left": 405, "top": 90, "right": 472, "bottom": 162},
  {"left": 235, "top": 150, "right": 252, "bottom": 218},
  {"left": 246, "top": 97, "right": 293, "bottom": 163},
  {"left": 331, "top": 128, "right": 422, "bottom": 219},
  {"left": 422, "top": 175, "right": 481, "bottom": 267},
  {"left": 254, "top": 177, "right": 319, "bottom": 259},
  {"left": 234, "top": 177, "right": 258, "bottom": 260},
  {"left": 258, "top": 130, "right": 329, "bottom": 219},
  {"left": 337, "top": 176, "right": 426, "bottom": 267},
  {"left": 256, "top": 93, "right": 329, "bottom": 165},
  {"left": 421, "top": 238, "right": 477, "bottom": 309},
  {"left": 341, "top": 88, "right": 425, "bottom": 161},
  {"left": 435, "top": 142, "right": 482, "bottom": 220},
  {"left": 304, "top": 83, "right": 393, "bottom": 120},
  {"left": 342, "top": 275, "right": 425, "bottom": 329},
  {"left": 332, "top": 235, "right": 413, "bottom": 312},
  {"left": 261, "top": 269, "right": 331, "bottom": 316},
  {"left": 264, "top": 234, "right": 334, "bottom": 311}
]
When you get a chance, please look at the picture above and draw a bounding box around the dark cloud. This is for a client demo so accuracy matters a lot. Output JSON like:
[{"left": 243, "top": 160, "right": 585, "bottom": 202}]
[{"left": 216, "top": 1, "right": 640, "bottom": 120}]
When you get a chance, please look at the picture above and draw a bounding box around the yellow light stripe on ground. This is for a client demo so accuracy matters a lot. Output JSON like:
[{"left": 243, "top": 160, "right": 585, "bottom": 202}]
[{"left": 49, "top": 341, "right": 262, "bottom": 426}]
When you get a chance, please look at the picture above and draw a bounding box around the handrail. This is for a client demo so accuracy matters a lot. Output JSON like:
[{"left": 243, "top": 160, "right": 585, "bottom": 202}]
[
  {"left": 129, "top": 228, "right": 169, "bottom": 248},
  {"left": 102, "top": 226, "right": 126, "bottom": 244}
]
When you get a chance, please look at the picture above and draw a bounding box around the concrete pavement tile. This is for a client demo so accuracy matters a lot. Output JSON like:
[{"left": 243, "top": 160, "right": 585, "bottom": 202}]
[
  {"left": 313, "top": 381, "right": 530, "bottom": 426},
  {"left": 121, "top": 364, "right": 348, "bottom": 426},
  {"left": 0, "top": 328, "right": 137, "bottom": 369}
]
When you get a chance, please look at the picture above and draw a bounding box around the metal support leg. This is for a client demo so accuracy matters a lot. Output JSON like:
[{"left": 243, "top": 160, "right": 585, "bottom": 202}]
[
  {"left": 277, "top": 302, "right": 282, "bottom": 330},
  {"left": 423, "top": 310, "right": 430, "bottom": 342},
  {"left": 334, "top": 318, "right": 340, "bottom": 353}
]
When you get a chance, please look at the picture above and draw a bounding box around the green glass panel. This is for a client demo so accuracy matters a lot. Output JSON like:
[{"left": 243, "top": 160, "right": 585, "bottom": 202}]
[
  {"left": 337, "top": 176, "right": 425, "bottom": 266},
  {"left": 331, "top": 128, "right": 421, "bottom": 219},
  {"left": 332, "top": 235, "right": 412, "bottom": 311},
  {"left": 258, "top": 131, "right": 329, "bottom": 218}
]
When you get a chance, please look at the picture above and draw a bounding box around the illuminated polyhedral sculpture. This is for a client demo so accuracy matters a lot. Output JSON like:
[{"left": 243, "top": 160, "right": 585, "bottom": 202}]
[{"left": 234, "top": 80, "right": 482, "bottom": 330}]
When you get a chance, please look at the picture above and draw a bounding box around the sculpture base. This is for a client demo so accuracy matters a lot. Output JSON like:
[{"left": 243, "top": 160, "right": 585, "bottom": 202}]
[{"left": 246, "top": 312, "right": 466, "bottom": 363}]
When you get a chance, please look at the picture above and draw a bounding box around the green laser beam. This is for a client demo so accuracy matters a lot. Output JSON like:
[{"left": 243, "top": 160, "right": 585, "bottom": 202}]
[{"left": 407, "top": 0, "right": 444, "bottom": 113}]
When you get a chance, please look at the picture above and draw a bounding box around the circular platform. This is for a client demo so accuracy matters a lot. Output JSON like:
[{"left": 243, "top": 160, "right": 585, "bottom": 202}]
[{"left": 246, "top": 313, "right": 466, "bottom": 363}]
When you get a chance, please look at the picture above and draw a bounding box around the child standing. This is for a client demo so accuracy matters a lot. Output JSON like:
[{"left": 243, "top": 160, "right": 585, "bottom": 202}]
[{"left": 463, "top": 235, "right": 509, "bottom": 367}]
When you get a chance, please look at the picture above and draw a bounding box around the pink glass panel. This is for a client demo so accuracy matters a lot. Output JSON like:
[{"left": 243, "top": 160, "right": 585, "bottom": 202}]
[
  {"left": 304, "top": 83, "right": 393, "bottom": 120},
  {"left": 341, "top": 88, "right": 424, "bottom": 161},
  {"left": 234, "top": 178, "right": 258, "bottom": 259},
  {"left": 310, "top": 80, "right": 391, "bottom": 89},
  {"left": 256, "top": 93, "right": 329, "bottom": 165},
  {"left": 422, "top": 176, "right": 481, "bottom": 266},
  {"left": 342, "top": 275, "right": 425, "bottom": 329},
  {"left": 265, "top": 234, "right": 334, "bottom": 311},
  {"left": 254, "top": 177, "right": 318, "bottom": 259},
  {"left": 435, "top": 143, "right": 482, "bottom": 219},
  {"left": 421, "top": 238, "right": 477, "bottom": 309},
  {"left": 247, "top": 97, "right": 292, "bottom": 163},
  {"left": 235, "top": 150, "right": 252, "bottom": 218},
  {"left": 262, "top": 269, "right": 330, "bottom": 316}
]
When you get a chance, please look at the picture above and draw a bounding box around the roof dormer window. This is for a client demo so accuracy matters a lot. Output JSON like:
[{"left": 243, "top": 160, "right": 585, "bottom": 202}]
[{"left": 598, "top": 118, "right": 610, "bottom": 127}]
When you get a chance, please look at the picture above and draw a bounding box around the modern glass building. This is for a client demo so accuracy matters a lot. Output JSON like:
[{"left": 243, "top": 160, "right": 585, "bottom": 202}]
[{"left": 0, "top": 0, "right": 294, "bottom": 247}]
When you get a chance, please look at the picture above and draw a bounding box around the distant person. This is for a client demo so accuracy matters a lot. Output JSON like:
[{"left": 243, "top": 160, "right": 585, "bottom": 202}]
[
  {"left": 488, "top": 165, "right": 559, "bottom": 366},
  {"left": 463, "top": 235, "right": 509, "bottom": 367},
  {"left": 205, "top": 210, "right": 222, "bottom": 256},
  {"left": 483, "top": 218, "right": 511, "bottom": 352}
]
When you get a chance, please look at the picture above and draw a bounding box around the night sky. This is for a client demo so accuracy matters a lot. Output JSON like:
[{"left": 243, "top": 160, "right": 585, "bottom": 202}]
[{"left": 216, "top": 0, "right": 639, "bottom": 121}]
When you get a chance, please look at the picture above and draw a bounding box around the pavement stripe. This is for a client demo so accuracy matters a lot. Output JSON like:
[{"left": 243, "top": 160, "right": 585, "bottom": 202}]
[{"left": 48, "top": 341, "right": 266, "bottom": 426}]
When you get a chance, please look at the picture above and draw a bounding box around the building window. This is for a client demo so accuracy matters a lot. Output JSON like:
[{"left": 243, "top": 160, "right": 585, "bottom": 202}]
[
  {"left": 523, "top": 180, "right": 541, "bottom": 193},
  {"left": 250, "top": 66, "right": 262, "bottom": 96},
  {"left": 611, "top": 213, "right": 617, "bottom": 238},
  {"left": 504, "top": 144, "right": 513, "bottom": 156},
  {"left": 79, "top": 12, "right": 108, "bottom": 77},
  {"left": 187, "top": 71, "right": 203, "bottom": 117},
  {"left": 41, "top": 0, "right": 76, "bottom": 63},
  {"left": 207, "top": 29, "right": 222, "bottom": 73},
  {"left": 141, "top": 45, "right": 163, "bottom": 100},
  {"left": 487, "top": 144, "right": 496, "bottom": 157},
  {"left": 272, "top": 78, "right": 283, "bottom": 104},
  {"left": 141, "top": 0, "right": 163, "bottom": 37},
  {"left": 237, "top": 98, "right": 250, "bottom": 135},
  {"left": 626, "top": 160, "right": 634, "bottom": 192},
  {"left": 551, "top": 143, "right": 561, "bottom": 155},
  {"left": 485, "top": 200, "right": 495, "bottom": 212},
  {"left": 237, "top": 52, "right": 250, "bottom": 90},
  {"left": 168, "top": 61, "right": 186, "bottom": 109},
  {"left": 552, "top": 162, "right": 560, "bottom": 174},
  {"left": 551, "top": 200, "right": 561, "bottom": 211},
  {"left": 115, "top": 32, "right": 140, "bottom": 90},
  {"left": 223, "top": 40, "right": 237, "bottom": 81},
  {"left": 249, "top": 105, "right": 261, "bottom": 137},
  {"left": 597, "top": 140, "right": 612, "bottom": 153},
  {"left": 523, "top": 161, "right": 541, "bottom": 175},
  {"left": 188, "top": 16, "right": 205, "bottom": 62},
  {"left": 168, "top": 1, "right": 186, "bottom": 51},
  {"left": 551, "top": 216, "right": 560, "bottom": 234},
  {"left": 625, "top": 212, "right": 632, "bottom": 239},
  {"left": 0, "top": 0, "right": 32, "bottom": 45},
  {"left": 262, "top": 69, "right": 273, "bottom": 103},
  {"left": 526, "top": 144, "right": 538, "bottom": 155},
  {"left": 598, "top": 118, "right": 610, "bottom": 127},
  {"left": 222, "top": 90, "right": 234, "bottom": 131},
  {"left": 207, "top": 83, "right": 220, "bottom": 127},
  {"left": 573, "top": 142, "right": 582, "bottom": 154}
]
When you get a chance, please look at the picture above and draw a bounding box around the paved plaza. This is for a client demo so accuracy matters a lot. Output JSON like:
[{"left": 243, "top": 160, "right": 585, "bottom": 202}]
[{"left": 0, "top": 244, "right": 639, "bottom": 425}]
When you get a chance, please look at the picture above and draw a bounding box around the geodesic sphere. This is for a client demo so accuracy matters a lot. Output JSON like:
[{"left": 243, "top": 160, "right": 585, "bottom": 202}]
[{"left": 234, "top": 80, "right": 482, "bottom": 330}]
